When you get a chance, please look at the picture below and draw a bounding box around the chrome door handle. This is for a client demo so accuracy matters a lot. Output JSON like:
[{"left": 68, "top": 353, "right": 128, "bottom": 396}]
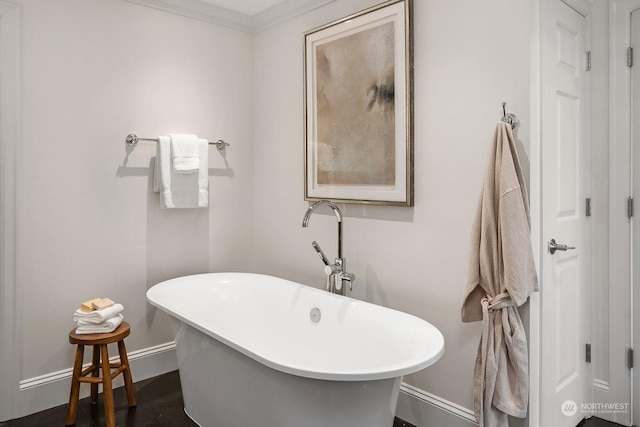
[{"left": 548, "top": 239, "right": 576, "bottom": 255}]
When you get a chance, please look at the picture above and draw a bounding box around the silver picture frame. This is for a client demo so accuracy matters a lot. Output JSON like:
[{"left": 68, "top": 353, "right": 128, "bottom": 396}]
[{"left": 304, "top": 0, "right": 414, "bottom": 206}]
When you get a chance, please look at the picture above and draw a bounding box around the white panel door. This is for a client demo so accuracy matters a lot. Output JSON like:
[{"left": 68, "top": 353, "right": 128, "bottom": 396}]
[{"left": 541, "top": 1, "right": 588, "bottom": 426}]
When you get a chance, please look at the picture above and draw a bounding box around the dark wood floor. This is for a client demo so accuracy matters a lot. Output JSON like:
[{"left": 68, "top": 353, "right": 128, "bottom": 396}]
[
  {"left": 0, "top": 370, "right": 417, "bottom": 427},
  {"left": 0, "top": 370, "right": 626, "bottom": 427},
  {"left": 580, "top": 416, "right": 625, "bottom": 427},
  {"left": 1, "top": 371, "right": 194, "bottom": 427}
]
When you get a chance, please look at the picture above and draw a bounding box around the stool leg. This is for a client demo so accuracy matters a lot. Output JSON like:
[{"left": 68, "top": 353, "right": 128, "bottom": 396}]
[
  {"left": 117, "top": 339, "right": 137, "bottom": 407},
  {"left": 90, "top": 344, "right": 100, "bottom": 404},
  {"left": 65, "top": 344, "right": 84, "bottom": 426},
  {"left": 100, "top": 344, "right": 116, "bottom": 427}
]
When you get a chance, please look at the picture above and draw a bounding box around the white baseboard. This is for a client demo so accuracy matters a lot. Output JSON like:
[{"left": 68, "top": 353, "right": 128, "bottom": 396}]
[
  {"left": 14, "top": 341, "right": 177, "bottom": 419},
  {"left": 13, "top": 342, "right": 483, "bottom": 427},
  {"left": 396, "top": 383, "right": 478, "bottom": 427},
  {"left": 396, "top": 383, "right": 529, "bottom": 427}
]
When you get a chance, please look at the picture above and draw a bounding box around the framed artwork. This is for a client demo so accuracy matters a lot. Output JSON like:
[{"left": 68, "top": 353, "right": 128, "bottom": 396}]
[{"left": 304, "top": 0, "right": 413, "bottom": 206}]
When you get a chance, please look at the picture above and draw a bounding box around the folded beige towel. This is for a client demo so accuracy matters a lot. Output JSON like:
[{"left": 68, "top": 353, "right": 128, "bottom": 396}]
[{"left": 79, "top": 297, "right": 115, "bottom": 312}]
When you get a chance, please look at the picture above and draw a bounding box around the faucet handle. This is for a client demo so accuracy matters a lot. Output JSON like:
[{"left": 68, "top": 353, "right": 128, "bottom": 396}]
[
  {"left": 340, "top": 272, "right": 355, "bottom": 291},
  {"left": 341, "top": 272, "right": 355, "bottom": 281},
  {"left": 324, "top": 264, "right": 339, "bottom": 276}
]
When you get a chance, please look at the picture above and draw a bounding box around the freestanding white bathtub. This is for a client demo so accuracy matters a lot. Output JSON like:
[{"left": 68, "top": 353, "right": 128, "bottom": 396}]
[{"left": 147, "top": 272, "right": 444, "bottom": 427}]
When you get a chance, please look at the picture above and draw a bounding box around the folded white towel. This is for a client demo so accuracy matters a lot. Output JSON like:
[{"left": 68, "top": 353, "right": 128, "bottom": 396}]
[
  {"left": 75, "top": 314, "right": 123, "bottom": 335},
  {"left": 170, "top": 134, "right": 199, "bottom": 173},
  {"left": 153, "top": 135, "right": 208, "bottom": 209},
  {"left": 73, "top": 303, "right": 124, "bottom": 324}
]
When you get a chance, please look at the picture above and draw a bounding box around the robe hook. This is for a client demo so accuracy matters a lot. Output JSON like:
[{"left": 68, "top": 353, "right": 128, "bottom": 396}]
[{"left": 500, "top": 102, "right": 519, "bottom": 129}]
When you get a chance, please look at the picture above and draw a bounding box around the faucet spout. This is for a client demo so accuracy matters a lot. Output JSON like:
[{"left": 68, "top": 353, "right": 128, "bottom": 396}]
[{"left": 301, "top": 200, "right": 343, "bottom": 258}]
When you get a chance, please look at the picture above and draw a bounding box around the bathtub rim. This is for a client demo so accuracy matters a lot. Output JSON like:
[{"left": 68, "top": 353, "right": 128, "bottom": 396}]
[{"left": 147, "top": 272, "right": 445, "bottom": 382}]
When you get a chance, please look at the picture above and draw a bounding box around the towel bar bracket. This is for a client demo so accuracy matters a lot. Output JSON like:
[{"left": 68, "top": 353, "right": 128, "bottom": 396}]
[
  {"left": 125, "top": 134, "right": 140, "bottom": 146},
  {"left": 125, "top": 133, "right": 229, "bottom": 150}
]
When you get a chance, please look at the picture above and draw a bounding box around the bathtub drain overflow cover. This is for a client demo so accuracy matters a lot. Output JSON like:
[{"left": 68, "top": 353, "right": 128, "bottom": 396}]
[{"left": 310, "top": 307, "right": 321, "bottom": 323}]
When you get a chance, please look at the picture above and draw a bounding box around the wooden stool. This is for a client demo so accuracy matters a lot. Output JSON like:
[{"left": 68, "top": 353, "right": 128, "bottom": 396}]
[{"left": 66, "top": 321, "right": 136, "bottom": 427}]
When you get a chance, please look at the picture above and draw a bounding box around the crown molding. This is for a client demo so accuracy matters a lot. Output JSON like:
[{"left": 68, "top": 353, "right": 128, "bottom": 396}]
[
  {"left": 251, "top": 0, "right": 335, "bottom": 32},
  {"left": 125, "top": 0, "right": 335, "bottom": 33}
]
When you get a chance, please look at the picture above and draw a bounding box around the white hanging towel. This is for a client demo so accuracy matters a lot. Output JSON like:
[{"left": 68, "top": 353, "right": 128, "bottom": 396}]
[
  {"left": 461, "top": 122, "right": 538, "bottom": 427},
  {"left": 153, "top": 134, "right": 209, "bottom": 208},
  {"left": 171, "top": 133, "right": 200, "bottom": 173}
]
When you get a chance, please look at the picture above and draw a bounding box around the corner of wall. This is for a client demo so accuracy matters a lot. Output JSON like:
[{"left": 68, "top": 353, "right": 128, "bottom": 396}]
[{"left": 0, "top": 0, "right": 21, "bottom": 422}]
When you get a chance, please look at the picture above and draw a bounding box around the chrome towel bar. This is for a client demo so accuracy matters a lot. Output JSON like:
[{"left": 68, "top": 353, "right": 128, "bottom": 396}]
[{"left": 126, "top": 133, "right": 229, "bottom": 150}]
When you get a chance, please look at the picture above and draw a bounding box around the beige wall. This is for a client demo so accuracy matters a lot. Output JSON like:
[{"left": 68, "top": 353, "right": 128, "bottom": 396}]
[
  {"left": 9, "top": 0, "right": 535, "bottom": 420},
  {"left": 16, "top": 0, "right": 254, "bottom": 378},
  {"left": 251, "top": 0, "right": 532, "bottom": 412}
]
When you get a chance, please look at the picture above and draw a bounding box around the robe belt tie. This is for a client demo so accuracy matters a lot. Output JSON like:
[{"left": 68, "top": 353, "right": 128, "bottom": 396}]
[
  {"left": 481, "top": 292, "right": 515, "bottom": 313},
  {"left": 475, "top": 291, "right": 518, "bottom": 426}
]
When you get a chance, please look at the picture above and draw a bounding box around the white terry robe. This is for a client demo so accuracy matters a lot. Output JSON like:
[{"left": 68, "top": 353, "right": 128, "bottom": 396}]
[{"left": 461, "top": 122, "right": 539, "bottom": 427}]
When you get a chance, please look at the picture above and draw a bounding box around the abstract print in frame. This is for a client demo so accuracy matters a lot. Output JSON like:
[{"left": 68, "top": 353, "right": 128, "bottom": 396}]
[{"left": 304, "top": 0, "right": 413, "bottom": 206}]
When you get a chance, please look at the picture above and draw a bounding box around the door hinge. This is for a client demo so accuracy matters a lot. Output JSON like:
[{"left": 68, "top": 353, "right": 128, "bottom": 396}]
[
  {"left": 628, "top": 348, "right": 634, "bottom": 369},
  {"left": 628, "top": 47, "right": 634, "bottom": 67},
  {"left": 586, "top": 343, "right": 591, "bottom": 363},
  {"left": 586, "top": 50, "right": 592, "bottom": 71},
  {"left": 586, "top": 197, "right": 591, "bottom": 217},
  {"left": 628, "top": 197, "right": 634, "bottom": 219}
]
